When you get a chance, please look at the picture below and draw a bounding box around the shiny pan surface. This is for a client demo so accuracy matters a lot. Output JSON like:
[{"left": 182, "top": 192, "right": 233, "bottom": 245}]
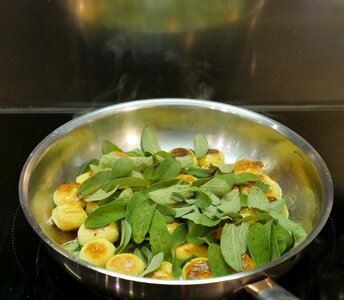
[{"left": 19, "top": 99, "right": 333, "bottom": 299}]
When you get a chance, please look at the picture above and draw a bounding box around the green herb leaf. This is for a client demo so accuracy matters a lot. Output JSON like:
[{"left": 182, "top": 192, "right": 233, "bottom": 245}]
[
  {"left": 141, "top": 252, "right": 164, "bottom": 277},
  {"left": 82, "top": 186, "right": 119, "bottom": 202},
  {"left": 220, "top": 222, "right": 249, "bottom": 272},
  {"left": 187, "top": 166, "right": 212, "bottom": 178},
  {"left": 193, "top": 134, "right": 209, "bottom": 158},
  {"left": 172, "top": 223, "right": 188, "bottom": 246},
  {"left": 61, "top": 239, "right": 81, "bottom": 256},
  {"left": 269, "top": 199, "right": 286, "bottom": 214},
  {"left": 132, "top": 199, "right": 157, "bottom": 244},
  {"left": 172, "top": 257, "right": 183, "bottom": 279},
  {"left": 218, "top": 190, "right": 241, "bottom": 214},
  {"left": 270, "top": 212, "right": 307, "bottom": 246},
  {"left": 175, "top": 155, "right": 195, "bottom": 168},
  {"left": 194, "top": 191, "right": 212, "bottom": 209},
  {"left": 186, "top": 223, "right": 213, "bottom": 245},
  {"left": 78, "top": 170, "right": 114, "bottom": 197},
  {"left": 102, "top": 140, "right": 123, "bottom": 154},
  {"left": 174, "top": 205, "right": 196, "bottom": 218},
  {"left": 234, "top": 173, "right": 260, "bottom": 185},
  {"left": 208, "top": 243, "right": 231, "bottom": 277},
  {"left": 141, "top": 126, "right": 161, "bottom": 155},
  {"left": 78, "top": 159, "right": 99, "bottom": 175},
  {"left": 149, "top": 184, "right": 192, "bottom": 205},
  {"left": 254, "top": 181, "right": 270, "bottom": 193},
  {"left": 217, "top": 164, "right": 235, "bottom": 174},
  {"left": 247, "top": 186, "right": 270, "bottom": 212},
  {"left": 111, "top": 157, "right": 135, "bottom": 178},
  {"left": 125, "top": 192, "right": 146, "bottom": 223},
  {"left": 200, "top": 177, "right": 230, "bottom": 197},
  {"left": 246, "top": 220, "right": 273, "bottom": 267},
  {"left": 84, "top": 199, "right": 127, "bottom": 228},
  {"left": 155, "top": 155, "right": 182, "bottom": 181},
  {"left": 149, "top": 210, "right": 172, "bottom": 261},
  {"left": 270, "top": 222, "right": 293, "bottom": 260},
  {"left": 115, "top": 220, "right": 132, "bottom": 254}
]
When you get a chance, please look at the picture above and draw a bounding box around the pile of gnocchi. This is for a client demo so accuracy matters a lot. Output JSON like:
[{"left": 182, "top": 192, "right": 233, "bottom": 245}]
[{"left": 49, "top": 127, "right": 306, "bottom": 280}]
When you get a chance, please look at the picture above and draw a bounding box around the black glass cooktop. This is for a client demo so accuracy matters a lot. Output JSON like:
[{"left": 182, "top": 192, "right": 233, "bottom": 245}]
[{"left": 1, "top": 114, "right": 343, "bottom": 300}]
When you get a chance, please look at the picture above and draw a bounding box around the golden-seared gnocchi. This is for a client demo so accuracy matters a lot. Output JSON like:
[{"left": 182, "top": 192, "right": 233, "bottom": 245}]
[
  {"left": 106, "top": 253, "right": 145, "bottom": 276},
  {"left": 234, "top": 159, "right": 264, "bottom": 175},
  {"left": 52, "top": 205, "right": 87, "bottom": 231},
  {"left": 175, "top": 174, "right": 197, "bottom": 184},
  {"left": 147, "top": 261, "right": 173, "bottom": 280},
  {"left": 85, "top": 201, "right": 98, "bottom": 215},
  {"left": 77, "top": 222, "right": 120, "bottom": 246},
  {"left": 166, "top": 220, "right": 180, "bottom": 234},
  {"left": 170, "top": 148, "right": 198, "bottom": 166},
  {"left": 241, "top": 253, "right": 254, "bottom": 272},
  {"left": 53, "top": 183, "right": 85, "bottom": 208},
  {"left": 79, "top": 238, "right": 115, "bottom": 267},
  {"left": 182, "top": 258, "right": 212, "bottom": 280},
  {"left": 76, "top": 171, "right": 93, "bottom": 184},
  {"left": 260, "top": 174, "right": 282, "bottom": 200},
  {"left": 198, "top": 149, "right": 224, "bottom": 168},
  {"left": 175, "top": 242, "right": 208, "bottom": 261}
]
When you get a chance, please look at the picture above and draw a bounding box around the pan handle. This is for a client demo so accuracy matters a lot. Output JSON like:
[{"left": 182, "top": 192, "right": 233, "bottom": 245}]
[{"left": 244, "top": 277, "right": 300, "bottom": 300}]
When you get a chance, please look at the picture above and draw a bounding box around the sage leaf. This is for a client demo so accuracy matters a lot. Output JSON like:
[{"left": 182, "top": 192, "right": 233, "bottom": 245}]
[
  {"left": 254, "top": 180, "right": 270, "bottom": 193},
  {"left": 218, "top": 190, "right": 241, "bottom": 214},
  {"left": 132, "top": 199, "right": 157, "bottom": 244},
  {"left": 125, "top": 192, "right": 146, "bottom": 223},
  {"left": 141, "top": 247, "right": 154, "bottom": 263},
  {"left": 61, "top": 239, "right": 81, "bottom": 256},
  {"left": 234, "top": 173, "right": 260, "bottom": 185},
  {"left": 78, "top": 170, "right": 114, "bottom": 197},
  {"left": 270, "top": 212, "right": 307, "bottom": 246},
  {"left": 246, "top": 220, "right": 273, "bottom": 267},
  {"left": 175, "top": 155, "right": 194, "bottom": 168},
  {"left": 186, "top": 223, "right": 213, "bottom": 245},
  {"left": 200, "top": 177, "right": 229, "bottom": 197},
  {"left": 141, "top": 252, "right": 164, "bottom": 277},
  {"left": 115, "top": 220, "right": 132, "bottom": 254},
  {"left": 84, "top": 199, "right": 127, "bottom": 228},
  {"left": 111, "top": 157, "right": 135, "bottom": 178},
  {"left": 82, "top": 186, "right": 119, "bottom": 202},
  {"left": 149, "top": 210, "right": 172, "bottom": 261},
  {"left": 149, "top": 185, "right": 192, "bottom": 205},
  {"left": 193, "top": 134, "right": 209, "bottom": 158},
  {"left": 270, "top": 198, "right": 286, "bottom": 214},
  {"left": 102, "top": 140, "right": 123, "bottom": 154},
  {"left": 187, "top": 166, "right": 212, "bottom": 178},
  {"left": 217, "top": 164, "right": 235, "bottom": 174},
  {"left": 270, "top": 222, "right": 293, "bottom": 260},
  {"left": 141, "top": 126, "right": 161, "bottom": 155},
  {"left": 155, "top": 155, "right": 182, "bottom": 181},
  {"left": 78, "top": 158, "right": 99, "bottom": 175},
  {"left": 174, "top": 205, "right": 196, "bottom": 218},
  {"left": 208, "top": 243, "right": 231, "bottom": 277},
  {"left": 247, "top": 186, "right": 270, "bottom": 212},
  {"left": 172, "top": 257, "right": 183, "bottom": 279},
  {"left": 171, "top": 223, "right": 188, "bottom": 246},
  {"left": 194, "top": 191, "right": 212, "bottom": 209},
  {"left": 220, "top": 222, "right": 249, "bottom": 272}
]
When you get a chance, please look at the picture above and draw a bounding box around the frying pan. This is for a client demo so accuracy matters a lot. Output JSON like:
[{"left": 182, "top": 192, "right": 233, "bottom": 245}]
[{"left": 19, "top": 99, "right": 333, "bottom": 299}]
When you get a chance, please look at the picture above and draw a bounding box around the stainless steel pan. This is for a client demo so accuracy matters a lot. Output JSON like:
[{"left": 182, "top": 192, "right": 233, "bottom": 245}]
[{"left": 19, "top": 99, "right": 333, "bottom": 299}]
